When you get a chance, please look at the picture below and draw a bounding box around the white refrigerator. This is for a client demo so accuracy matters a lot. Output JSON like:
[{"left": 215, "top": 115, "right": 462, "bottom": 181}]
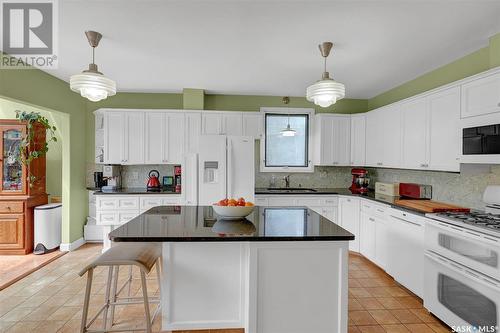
[{"left": 197, "top": 135, "right": 255, "bottom": 205}]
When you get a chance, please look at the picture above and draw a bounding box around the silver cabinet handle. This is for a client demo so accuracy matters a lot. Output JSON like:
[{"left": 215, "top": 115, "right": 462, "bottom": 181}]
[
  {"left": 377, "top": 162, "right": 383, "bottom": 166},
  {"left": 420, "top": 163, "right": 429, "bottom": 167},
  {"left": 369, "top": 217, "right": 375, "bottom": 222}
]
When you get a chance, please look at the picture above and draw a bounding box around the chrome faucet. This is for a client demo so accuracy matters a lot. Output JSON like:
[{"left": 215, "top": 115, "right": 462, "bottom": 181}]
[{"left": 284, "top": 174, "right": 291, "bottom": 188}]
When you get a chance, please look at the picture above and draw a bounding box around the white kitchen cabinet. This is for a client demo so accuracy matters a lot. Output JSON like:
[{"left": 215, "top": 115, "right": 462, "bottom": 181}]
[
  {"left": 359, "top": 212, "right": 376, "bottom": 262},
  {"left": 242, "top": 113, "right": 262, "bottom": 139},
  {"left": 314, "top": 114, "right": 351, "bottom": 166},
  {"left": 402, "top": 98, "right": 428, "bottom": 169},
  {"left": 350, "top": 114, "right": 366, "bottom": 166},
  {"left": 365, "top": 109, "right": 383, "bottom": 167},
  {"left": 386, "top": 209, "right": 426, "bottom": 298},
  {"left": 202, "top": 112, "right": 223, "bottom": 135},
  {"left": 374, "top": 216, "right": 388, "bottom": 270},
  {"left": 104, "top": 112, "right": 124, "bottom": 164},
  {"left": 222, "top": 113, "right": 243, "bottom": 135},
  {"left": 104, "top": 111, "right": 144, "bottom": 164},
  {"left": 338, "top": 197, "right": 360, "bottom": 252},
  {"left": 461, "top": 72, "right": 500, "bottom": 118},
  {"left": 428, "top": 87, "right": 461, "bottom": 171},
  {"left": 145, "top": 112, "right": 165, "bottom": 164},
  {"left": 380, "top": 105, "right": 402, "bottom": 168},
  {"left": 165, "top": 113, "right": 185, "bottom": 164},
  {"left": 202, "top": 112, "right": 243, "bottom": 135},
  {"left": 185, "top": 112, "right": 202, "bottom": 153}
]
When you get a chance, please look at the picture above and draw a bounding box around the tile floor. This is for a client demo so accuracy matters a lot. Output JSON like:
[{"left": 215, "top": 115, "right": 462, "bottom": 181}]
[
  {"left": 0, "top": 250, "right": 65, "bottom": 290},
  {"left": 0, "top": 243, "right": 451, "bottom": 332}
]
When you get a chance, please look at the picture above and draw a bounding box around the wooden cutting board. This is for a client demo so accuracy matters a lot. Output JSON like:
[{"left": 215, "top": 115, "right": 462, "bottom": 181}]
[{"left": 394, "top": 199, "right": 470, "bottom": 213}]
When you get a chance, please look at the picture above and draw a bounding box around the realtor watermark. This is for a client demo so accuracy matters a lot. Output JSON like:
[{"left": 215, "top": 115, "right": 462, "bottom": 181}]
[
  {"left": 453, "top": 325, "right": 499, "bottom": 333},
  {"left": 0, "top": 0, "right": 58, "bottom": 69}
]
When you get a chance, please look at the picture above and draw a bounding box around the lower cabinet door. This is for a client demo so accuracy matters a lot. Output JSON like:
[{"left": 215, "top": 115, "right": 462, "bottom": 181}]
[
  {"left": 359, "top": 213, "right": 376, "bottom": 262},
  {"left": 0, "top": 214, "right": 24, "bottom": 250},
  {"left": 374, "top": 217, "right": 388, "bottom": 269}
]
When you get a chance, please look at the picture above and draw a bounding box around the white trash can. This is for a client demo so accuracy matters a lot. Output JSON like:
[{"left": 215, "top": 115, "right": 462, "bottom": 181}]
[{"left": 34, "top": 203, "right": 62, "bottom": 254}]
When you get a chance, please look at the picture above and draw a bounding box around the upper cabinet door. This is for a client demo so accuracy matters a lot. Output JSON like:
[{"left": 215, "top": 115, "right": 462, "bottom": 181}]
[
  {"left": 165, "top": 113, "right": 185, "bottom": 164},
  {"left": 242, "top": 113, "right": 262, "bottom": 139},
  {"left": 104, "top": 112, "right": 125, "bottom": 164},
  {"left": 202, "top": 113, "right": 223, "bottom": 135},
  {"left": 428, "top": 86, "right": 461, "bottom": 172},
  {"left": 144, "top": 112, "right": 165, "bottom": 164},
  {"left": 350, "top": 114, "right": 366, "bottom": 166},
  {"left": 461, "top": 72, "right": 500, "bottom": 118},
  {"left": 401, "top": 98, "right": 428, "bottom": 169},
  {"left": 380, "top": 105, "right": 402, "bottom": 168},
  {"left": 365, "top": 109, "right": 383, "bottom": 167},
  {"left": 123, "top": 112, "right": 145, "bottom": 164},
  {"left": 222, "top": 113, "right": 243, "bottom": 135},
  {"left": 333, "top": 116, "right": 351, "bottom": 165},
  {"left": 314, "top": 115, "right": 334, "bottom": 165},
  {"left": 185, "top": 112, "right": 202, "bottom": 153}
]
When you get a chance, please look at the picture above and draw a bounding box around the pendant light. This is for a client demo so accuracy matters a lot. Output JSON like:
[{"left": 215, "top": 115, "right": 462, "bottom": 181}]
[
  {"left": 281, "top": 114, "right": 296, "bottom": 137},
  {"left": 306, "top": 42, "right": 345, "bottom": 108},
  {"left": 70, "top": 31, "right": 116, "bottom": 102}
]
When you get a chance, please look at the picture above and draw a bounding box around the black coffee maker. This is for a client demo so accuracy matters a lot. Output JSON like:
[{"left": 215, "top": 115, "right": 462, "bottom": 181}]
[{"left": 93, "top": 172, "right": 106, "bottom": 189}]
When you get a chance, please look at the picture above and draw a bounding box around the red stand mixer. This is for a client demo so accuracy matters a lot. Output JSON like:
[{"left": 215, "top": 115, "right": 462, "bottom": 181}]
[{"left": 349, "top": 168, "right": 370, "bottom": 193}]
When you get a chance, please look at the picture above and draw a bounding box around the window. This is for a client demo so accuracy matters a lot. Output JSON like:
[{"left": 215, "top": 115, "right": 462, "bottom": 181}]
[{"left": 260, "top": 108, "right": 314, "bottom": 172}]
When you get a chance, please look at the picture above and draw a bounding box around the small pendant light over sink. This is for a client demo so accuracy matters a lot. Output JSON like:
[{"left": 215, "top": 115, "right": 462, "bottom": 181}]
[
  {"left": 306, "top": 42, "right": 345, "bottom": 108},
  {"left": 70, "top": 31, "right": 116, "bottom": 102},
  {"left": 281, "top": 114, "right": 296, "bottom": 137}
]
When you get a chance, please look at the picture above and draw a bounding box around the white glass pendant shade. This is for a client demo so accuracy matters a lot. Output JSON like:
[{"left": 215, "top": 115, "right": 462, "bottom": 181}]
[
  {"left": 306, "top": 78, "right": 345, "bottom": 108},
  {"left": 70, "top": 72, "right": 116, "bottom": 102},
  {"left": 281, "top": 124, "right": 296, "bottom": 137}
]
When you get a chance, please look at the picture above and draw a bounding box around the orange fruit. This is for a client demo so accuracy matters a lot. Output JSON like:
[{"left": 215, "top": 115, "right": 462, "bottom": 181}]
[{"left": 245, "top": 202, "right": 254, "bottom": 206}]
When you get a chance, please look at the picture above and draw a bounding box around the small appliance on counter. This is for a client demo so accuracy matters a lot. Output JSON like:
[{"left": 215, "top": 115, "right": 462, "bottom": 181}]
[
  {"left": 102, "top": 165, "right": 121, "bottom": 191},
  {"left": 147, "top": 170, "right": 161, "bottom": 192},
  {"left": 162, "top": 176, "right": 174, "bottom": 191},
  {"left": 375, "top": 182, "right": 399, "bottom": 196},
  {"left": 349, "top": 168, "right": 370, "bottom": 193},
  {"left": 93, "top": 171, "right": 106, "bottom": 189},
  {"left": 174, "top": 165, "right": 182, "bottom": 193},
  {"left": 399, "top": 182, "right": 432, "bottom": 199}
]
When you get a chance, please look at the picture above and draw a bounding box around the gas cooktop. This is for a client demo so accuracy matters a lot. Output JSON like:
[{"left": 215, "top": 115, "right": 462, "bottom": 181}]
[{"left": 428, "top": 211, "right": 500, "bottom": 237}]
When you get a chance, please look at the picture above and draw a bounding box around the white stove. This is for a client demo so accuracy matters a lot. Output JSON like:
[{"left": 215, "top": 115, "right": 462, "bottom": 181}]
[{"left": 423, "top": 185, "right": 500, "bottom": 332}]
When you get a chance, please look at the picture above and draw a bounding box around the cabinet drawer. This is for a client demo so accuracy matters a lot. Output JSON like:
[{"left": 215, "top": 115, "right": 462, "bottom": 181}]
[
  {"left": 97, "top": 198, "right": 119, "bottom": 210},
  {"left": 140, "top": 197, "right": 164, "bottom": 210},
  {"left": 118, "top": 197, "right": 139, "bottom": 209},
  {"left": 0, "top": 201, "right": 24, "bottom": 213},
  {"left": 255, "top": 197, "right": 269, "bottom": 206},
  {"left": 268, "top": 197, "right": 295, "bottom": 206},
  {"left": 323, "top": 197, "right": 338, "bottom": 206},
  {"left": 163, "top": 197, "right": 182, "bottom": 205},
  {"left": 119, "top": 212, "right": 139, "bottom": 224},
  {"left": 97, "top": 212, "right": 118, "bottom": 225},
  {"left": 296, "top": 198, "right": 322, "bottom": 207},
  {"left": 360, "top": 199, "right": 389, "bottom": 217}
]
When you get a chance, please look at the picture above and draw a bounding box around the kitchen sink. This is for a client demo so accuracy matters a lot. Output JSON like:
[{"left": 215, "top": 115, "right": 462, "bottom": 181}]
[{"left": 266, "top": 187, "right": 318, "bottom": 193}]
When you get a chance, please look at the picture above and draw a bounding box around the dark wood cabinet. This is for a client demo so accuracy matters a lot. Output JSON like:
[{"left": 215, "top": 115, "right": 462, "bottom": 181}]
[{"left": 0, "top": 120, "right": 48, "bottom": 254}]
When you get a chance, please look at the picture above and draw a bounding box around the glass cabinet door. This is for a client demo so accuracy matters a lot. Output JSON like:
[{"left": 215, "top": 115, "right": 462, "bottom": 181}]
[{"left": 1, "top": 127, "right": 24, "bottom": 193}]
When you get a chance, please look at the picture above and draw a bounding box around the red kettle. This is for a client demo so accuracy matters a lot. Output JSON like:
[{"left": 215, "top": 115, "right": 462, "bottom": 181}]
[{"left": 147, "top": 170, "right": 161, "bottom": 191}]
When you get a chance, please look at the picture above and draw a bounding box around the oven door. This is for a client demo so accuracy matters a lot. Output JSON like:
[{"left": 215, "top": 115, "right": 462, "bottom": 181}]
[
  {"left": 426, "top": 220, "right": 500, "bottom": 280},
  {"left": 424, "top": 251, "right": 500, "bottom": 331}
]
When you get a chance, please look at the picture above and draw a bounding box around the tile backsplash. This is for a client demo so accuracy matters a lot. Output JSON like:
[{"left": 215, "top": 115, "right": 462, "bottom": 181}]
[{"left": 88, "top": 164, "right": 176, "bottom": 188}]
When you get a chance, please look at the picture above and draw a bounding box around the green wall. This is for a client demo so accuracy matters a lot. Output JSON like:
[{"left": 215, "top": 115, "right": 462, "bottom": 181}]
[
  {"left": 0, "top": 58, "right": 87, "bottom": 244},
  {"left": 367, "top": 32, "right": 500, "bottom": 110}
]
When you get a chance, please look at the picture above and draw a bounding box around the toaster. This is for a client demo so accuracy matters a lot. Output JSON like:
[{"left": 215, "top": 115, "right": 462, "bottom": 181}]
[{"left": 399, "top": 183, "right": 432, "bottom": 199}]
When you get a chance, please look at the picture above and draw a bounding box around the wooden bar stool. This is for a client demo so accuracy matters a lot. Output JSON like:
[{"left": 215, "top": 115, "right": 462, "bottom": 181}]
[{"left": 78, "top": 243, "right": 162, "bottom": 333}]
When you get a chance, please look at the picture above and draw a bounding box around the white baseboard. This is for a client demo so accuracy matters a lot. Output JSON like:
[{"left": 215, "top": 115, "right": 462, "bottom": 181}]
[{"left": 60, "top": 237, "right": 86, "bottom": 252}]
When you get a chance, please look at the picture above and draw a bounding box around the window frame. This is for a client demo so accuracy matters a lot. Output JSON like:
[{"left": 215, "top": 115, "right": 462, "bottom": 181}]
[{"left": 259, "top": 107, "right": 315, "bottom": 173}]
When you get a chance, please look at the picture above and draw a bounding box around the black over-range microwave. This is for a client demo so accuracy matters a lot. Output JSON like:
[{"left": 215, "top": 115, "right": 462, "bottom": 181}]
[{"left": 463, "top": 124, "right": 500, "bottom": 155}]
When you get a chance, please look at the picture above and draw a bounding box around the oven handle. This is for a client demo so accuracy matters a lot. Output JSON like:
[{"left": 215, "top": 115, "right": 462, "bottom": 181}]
[
  {"left": 425, "top": 251, "right": 500, "bottom": 290},
  {"left": 427, "top": 220, "right": 500, "bottom": 247}
]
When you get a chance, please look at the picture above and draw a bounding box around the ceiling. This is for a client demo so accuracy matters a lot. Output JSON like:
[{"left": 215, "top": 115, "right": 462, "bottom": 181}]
[{"left": 49, "top": 0, "right": 500, "bottom": 99}]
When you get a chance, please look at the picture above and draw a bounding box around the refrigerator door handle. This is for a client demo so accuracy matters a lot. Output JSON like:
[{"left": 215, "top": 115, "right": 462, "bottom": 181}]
[{"left": 227, "top": 138, "right": 233, "bottom": 199}]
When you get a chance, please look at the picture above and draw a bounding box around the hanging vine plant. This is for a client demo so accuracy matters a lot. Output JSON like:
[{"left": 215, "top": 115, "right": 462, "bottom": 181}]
[{"left": 15, "top": 111, "right": 57, "bottom": 187}]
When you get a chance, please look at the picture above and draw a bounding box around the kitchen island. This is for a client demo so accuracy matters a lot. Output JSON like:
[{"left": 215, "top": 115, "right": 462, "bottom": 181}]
[{"left": 109, "top": 205, "right": 354, "bottom": 333}]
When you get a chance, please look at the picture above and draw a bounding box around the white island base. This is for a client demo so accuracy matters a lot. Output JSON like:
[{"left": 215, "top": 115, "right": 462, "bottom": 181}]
[{"left": 161, "top": 241, "right": 349, "bottom": 333}]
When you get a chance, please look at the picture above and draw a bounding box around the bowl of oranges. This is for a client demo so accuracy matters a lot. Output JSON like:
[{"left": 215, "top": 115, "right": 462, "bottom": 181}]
[{"left": 212, "top": 198, "right": 255, "bottom": 219}]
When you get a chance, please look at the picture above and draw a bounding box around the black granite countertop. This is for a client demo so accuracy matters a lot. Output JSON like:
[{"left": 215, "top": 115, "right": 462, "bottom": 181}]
[
  {"left": 255, "top": 188, "right": 431, "bottom": 216},
  {"left": 109, "top": 206, "right": 354, "bottom": 242},
  {"left": 88, "top": 187, "right": 181, "bottom": 195}
]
